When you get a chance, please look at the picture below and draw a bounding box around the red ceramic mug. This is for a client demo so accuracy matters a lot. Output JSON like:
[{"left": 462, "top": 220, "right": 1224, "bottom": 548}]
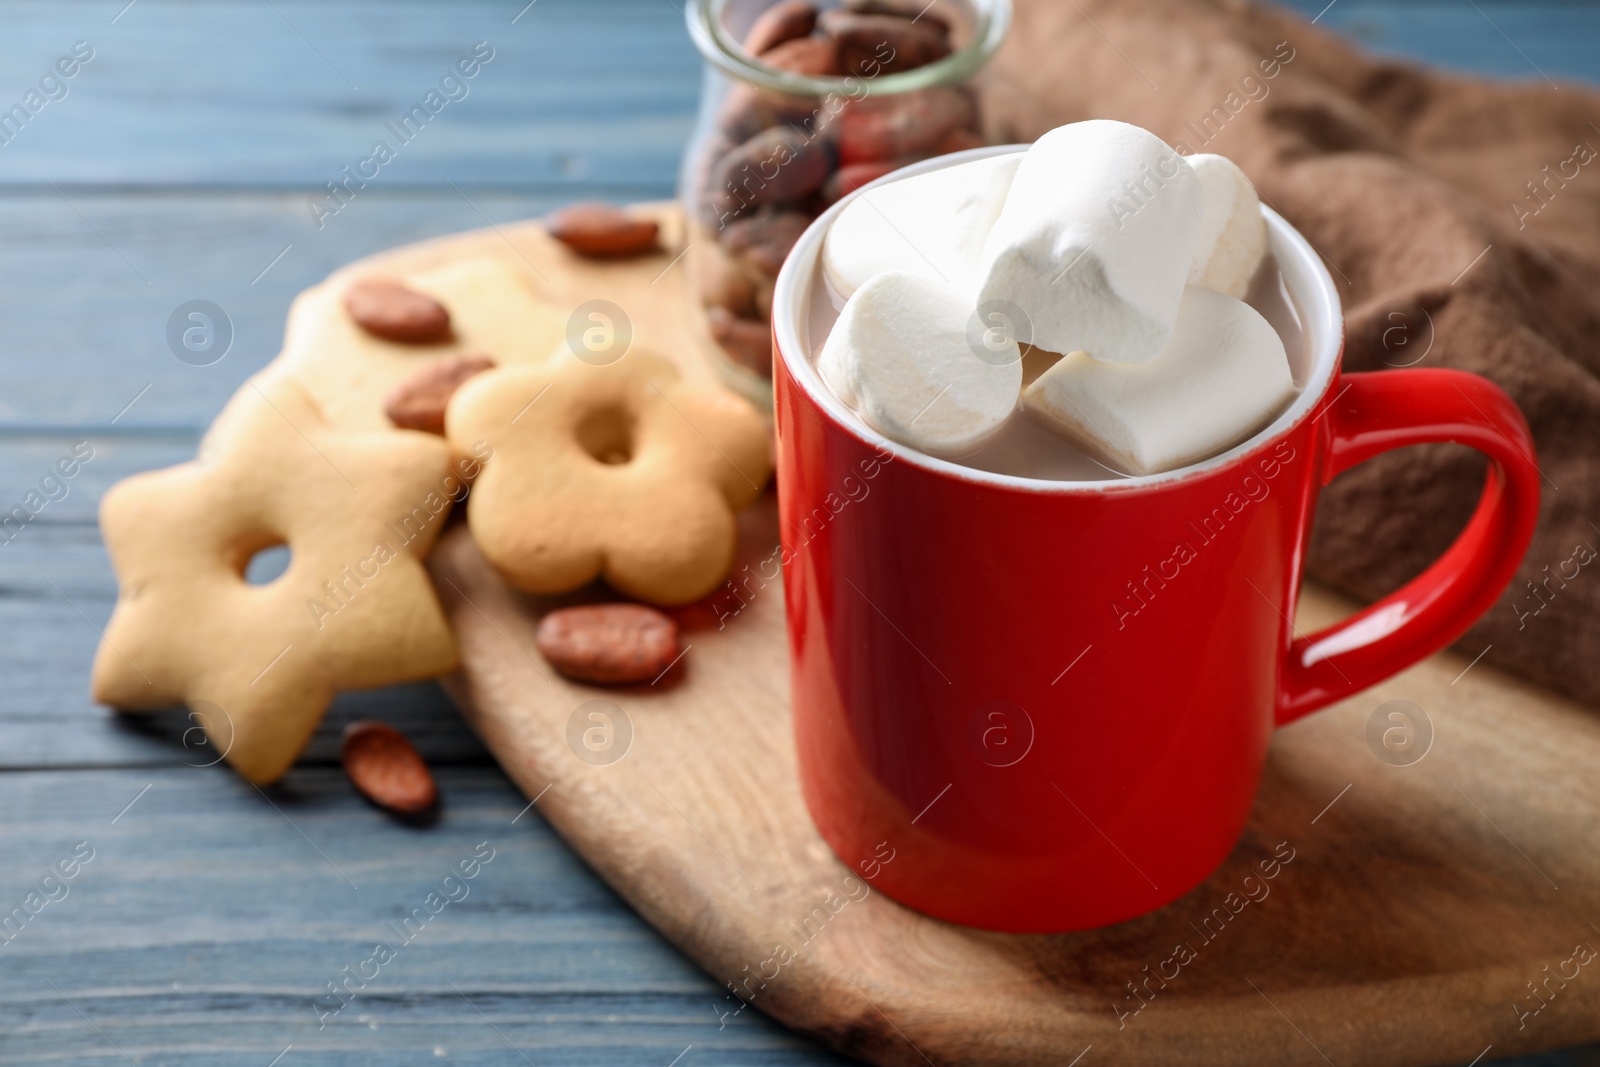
[{"left": 769, "top": 146, "right": 1541, "bottom": 933}]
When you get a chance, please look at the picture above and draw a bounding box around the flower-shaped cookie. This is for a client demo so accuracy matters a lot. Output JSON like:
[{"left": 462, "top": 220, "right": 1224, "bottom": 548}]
[
  {"left": 446, "top": 351, "right": 771, "bottom": 604},
  {"left": 92, "top": 373, "right": 460, "bottom": 784}
]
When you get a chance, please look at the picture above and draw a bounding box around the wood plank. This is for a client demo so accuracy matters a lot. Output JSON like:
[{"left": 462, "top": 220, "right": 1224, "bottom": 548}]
[
  {"left": 0, "top": 436, "right": 481, "bottom": 767},
  {"left": 0, "top": 192, "right": 630, "bottom": 431},
  {"left": 0, "top": 765, "right": 850, "bottom": 1065},
  {"left": 1, "top": 3, "right": 1595, "bottom": 434},
  {"left": 0, "top": 523, "right": 485, "bottom": 770},
  {"left": 0, "top": 0, "right": 700, "bottom": 188},
  {"left": 0, "top": 433, "right": 196, "bottom": 525},
  {"left": 0, "top": 0, "right": 1593, "bottom": 198}
]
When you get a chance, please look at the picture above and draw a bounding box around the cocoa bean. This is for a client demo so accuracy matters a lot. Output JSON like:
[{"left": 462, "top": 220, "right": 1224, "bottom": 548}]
[
  {"left": 930, "top": 126, "right": 986, "bottom": 155},
  {"left": 720, "top": 208, "right": 811, "bottom": 276},
  {"left": 759, "top": 34, "right": 841, "bottom": 77},
  {"left": 697, "top": 241, "right": 758, "bottom": 318},
  {"left": 341, "top": 721, "right": 438, "bottom": 814},
  {"left": 547, "top": 203, "right": 661, "bottom": 257},
  {"left": 743, "top": 0, "right": 818, "bottom": 55},
  {"left": 716, "top": 83, "right": 818, "bottom": 144},
  {"left": 819, "top": 10, "right": 951, "bottom": 75},
  {"left": 535, "top": 604, "right": 681, "bottom": 685},
  {"left": 836, "top": 87, "right": 974, "bottom": 164},
  {"left": 822, "top": 159, "right": 901, "bottom": 202},
  {"left": 842, "top": 0, "right": 951, "bottom": 36},
  {"left": 708, "top": 306, "right": 774, "bottom": 379},
  {"left": 710, "top": 127, "right": 832, "bottom": 220},
  {"left": 688, "top": 133, "right": 742, "bottom": 228},
  {"left": 343, "top": 279, "right": 452, "bottom": 344},
  {"left": 384, "top": 354, "right": 496, "bottom": 436},
  {"left": 751, "top": 266, "right": 776, "bottom": 320}
]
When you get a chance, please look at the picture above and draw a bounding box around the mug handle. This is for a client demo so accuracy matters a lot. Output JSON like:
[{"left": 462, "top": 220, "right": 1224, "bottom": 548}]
[{"left": 1276, "top": 368, "right": 1542, "bottom": 725}]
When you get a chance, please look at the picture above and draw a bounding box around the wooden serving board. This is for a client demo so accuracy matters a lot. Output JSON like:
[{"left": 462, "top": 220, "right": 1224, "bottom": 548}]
[
  {"left": 431, "top": 511, "right": 1600, "bottom": 1067},
  {"left": 355, "top": 208, "right": 1600, "bottom": 1066}
]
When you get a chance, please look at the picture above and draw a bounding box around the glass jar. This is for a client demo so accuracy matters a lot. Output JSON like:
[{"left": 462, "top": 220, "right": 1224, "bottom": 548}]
[{"left": 682, "top": 0, "right": 1011, "bottom": 405}]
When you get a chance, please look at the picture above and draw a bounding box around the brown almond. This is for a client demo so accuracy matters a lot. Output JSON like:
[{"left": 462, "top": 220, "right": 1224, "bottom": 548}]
[
  {"left": 820, "top": 10, "right": 952, "bottom": 75},
  {"left": 547, "top": 203, "right": 661, "bottom": 258},
  {"left": 759, "top": 35, "right": 842, "bottom": 77},
  {"left": 708, "top": 306, "right": 773, "bottom": 379},
  {"left": 384, "top": 354, "right": 497, "bottom": 435},
  {"left": 536, "top": 604, "right": 682, "bottom": 685},
  {"left": 743, "top": 0, "right": 818, "bottom": 55},
  {"left": 344, "top": 278, "right": 452, "bottom": 344},
  {"left": 341, "top": 721, "right": 438, "bottom": 814}
]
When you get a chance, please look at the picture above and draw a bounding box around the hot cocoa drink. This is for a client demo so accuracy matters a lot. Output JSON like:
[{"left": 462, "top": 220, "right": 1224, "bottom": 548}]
[{"left": 803, "top": 122, "right": 1308, "bottom": 479}]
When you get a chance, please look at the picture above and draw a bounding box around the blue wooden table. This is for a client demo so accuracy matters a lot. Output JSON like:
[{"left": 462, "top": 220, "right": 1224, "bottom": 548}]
[{"left": 1, "top": 1, "right": 1596, "bottom": 1063}]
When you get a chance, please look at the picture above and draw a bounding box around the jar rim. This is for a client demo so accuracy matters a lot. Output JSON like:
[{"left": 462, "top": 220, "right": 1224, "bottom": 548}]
[{"left": 686, "top": 0, "right": 1012, "bottom": 98}]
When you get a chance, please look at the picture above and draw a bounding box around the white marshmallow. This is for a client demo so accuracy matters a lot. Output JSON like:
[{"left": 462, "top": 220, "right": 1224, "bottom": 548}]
[
  {"left": 1185, "top": 154, "right": 1268, "bottom": 299},
  {"left": 822, "top": 154, "right": 1019, "bottom": 300},
  {"left": 1022, "top": 285, "right": 1294, "bottom": 475},
  {"left": 818, "top": 270, "right": 1021, "bottom": 454},
  {"left": 977, "top": 120, "right": 1203, "bottom": 364}
]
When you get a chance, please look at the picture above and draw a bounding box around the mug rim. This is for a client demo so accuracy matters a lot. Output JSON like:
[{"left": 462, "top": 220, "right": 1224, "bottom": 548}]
[{"left": 771, "top": 143, "right": 1346, "bottom": 495}]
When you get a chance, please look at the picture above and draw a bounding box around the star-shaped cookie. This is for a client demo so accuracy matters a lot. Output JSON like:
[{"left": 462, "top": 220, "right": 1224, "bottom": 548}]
[{"left": 92, "top": 372, "right": 460, "bottom": 783}]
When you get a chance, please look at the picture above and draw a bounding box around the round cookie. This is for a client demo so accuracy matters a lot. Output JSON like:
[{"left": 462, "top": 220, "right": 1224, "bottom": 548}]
[{"left": 446, "top": 350, "right": 772, "bottom": 605}]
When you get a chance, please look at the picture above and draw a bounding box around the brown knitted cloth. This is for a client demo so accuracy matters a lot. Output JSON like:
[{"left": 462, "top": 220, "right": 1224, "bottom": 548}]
[{"left": 978, "top": 0, "right": 1600, "bottom": 706}]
